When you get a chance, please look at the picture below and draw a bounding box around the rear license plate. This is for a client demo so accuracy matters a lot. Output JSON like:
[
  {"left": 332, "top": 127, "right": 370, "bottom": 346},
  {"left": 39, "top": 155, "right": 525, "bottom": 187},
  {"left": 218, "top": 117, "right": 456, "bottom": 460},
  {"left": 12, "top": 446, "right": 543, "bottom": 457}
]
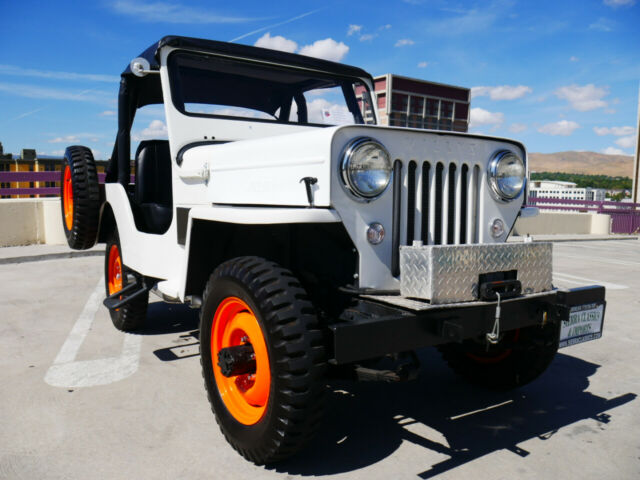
[{"left": 559, "top": 303, "right": 604, "bottom": 348}]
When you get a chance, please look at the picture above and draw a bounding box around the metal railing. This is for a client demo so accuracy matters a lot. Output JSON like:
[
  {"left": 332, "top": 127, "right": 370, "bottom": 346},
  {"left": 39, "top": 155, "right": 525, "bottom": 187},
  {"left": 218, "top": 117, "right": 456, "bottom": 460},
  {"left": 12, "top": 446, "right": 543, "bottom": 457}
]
[
  {"left": 526, "top": 197, "right": 640, "bottom": 234},
  {"left": 0, "top": 171, "right": 133, "bottom": 197}
]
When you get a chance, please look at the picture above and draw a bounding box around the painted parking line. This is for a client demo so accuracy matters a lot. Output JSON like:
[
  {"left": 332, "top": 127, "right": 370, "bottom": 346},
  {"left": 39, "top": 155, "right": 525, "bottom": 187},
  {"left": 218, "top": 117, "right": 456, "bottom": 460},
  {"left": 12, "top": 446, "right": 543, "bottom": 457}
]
[
  {"left": 45, "top": 278, "right": 142, "bottom": 388},
  {"left": 553, "top": 272, "right": 628, "bottom": 290}
]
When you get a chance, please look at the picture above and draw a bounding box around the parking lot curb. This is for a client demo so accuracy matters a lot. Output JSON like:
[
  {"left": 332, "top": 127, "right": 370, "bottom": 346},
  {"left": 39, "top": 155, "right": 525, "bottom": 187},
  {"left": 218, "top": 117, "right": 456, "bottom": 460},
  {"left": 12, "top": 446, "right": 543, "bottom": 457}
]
[{"left": 0, "top": 249, "right": 105, "bottom": 265}]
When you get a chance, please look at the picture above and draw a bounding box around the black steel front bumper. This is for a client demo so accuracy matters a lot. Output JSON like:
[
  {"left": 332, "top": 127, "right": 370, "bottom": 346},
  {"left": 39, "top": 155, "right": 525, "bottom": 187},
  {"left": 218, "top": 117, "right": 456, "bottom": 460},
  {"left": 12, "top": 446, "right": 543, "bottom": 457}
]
[{"left": 328, "top": 286, "right": 605, "bottom": 365}]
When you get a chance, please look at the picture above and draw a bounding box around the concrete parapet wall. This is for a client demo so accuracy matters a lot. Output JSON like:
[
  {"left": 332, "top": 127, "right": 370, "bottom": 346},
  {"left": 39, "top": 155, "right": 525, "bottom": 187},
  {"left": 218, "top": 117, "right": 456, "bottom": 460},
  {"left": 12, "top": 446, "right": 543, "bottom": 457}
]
[
  {"left": 0, "top": 198, "right": 66, "bottom": 246},
  {"left": 514, "top": 211, "right": 611, "bottom": 236}
]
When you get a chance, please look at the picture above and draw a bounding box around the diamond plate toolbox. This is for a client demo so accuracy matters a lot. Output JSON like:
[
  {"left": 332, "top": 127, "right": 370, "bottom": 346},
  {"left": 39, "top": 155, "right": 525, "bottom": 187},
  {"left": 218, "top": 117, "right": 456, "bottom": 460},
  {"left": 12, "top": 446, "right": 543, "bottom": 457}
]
[{"left": 400, "top": 243, "right": 553, "bottom": 304}]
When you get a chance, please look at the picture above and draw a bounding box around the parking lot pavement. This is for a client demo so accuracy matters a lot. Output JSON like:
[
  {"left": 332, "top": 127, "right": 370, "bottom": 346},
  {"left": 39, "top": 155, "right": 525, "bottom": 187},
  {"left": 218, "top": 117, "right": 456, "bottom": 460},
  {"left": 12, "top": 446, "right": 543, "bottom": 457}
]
[{"left": 1, "top": 239, "right": 639, "bottom": 479}]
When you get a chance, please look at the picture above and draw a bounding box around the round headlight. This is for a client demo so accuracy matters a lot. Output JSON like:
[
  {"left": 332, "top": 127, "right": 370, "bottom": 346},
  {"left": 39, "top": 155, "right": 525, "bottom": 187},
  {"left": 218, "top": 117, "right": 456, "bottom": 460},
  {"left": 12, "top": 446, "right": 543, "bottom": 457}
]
[
  {"left": 341, "top": 138, "right": 392, "bottom": 199},
  {"left": 488, "top": 151, "right": 525, "bottom": 201}
]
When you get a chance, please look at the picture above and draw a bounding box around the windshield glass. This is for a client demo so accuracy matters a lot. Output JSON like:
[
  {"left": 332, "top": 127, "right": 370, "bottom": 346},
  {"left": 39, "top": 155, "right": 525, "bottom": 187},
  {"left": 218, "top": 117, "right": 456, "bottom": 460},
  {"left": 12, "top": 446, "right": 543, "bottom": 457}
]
[{"left": 168, "top": 51, "right": 376, "bottom": 126}]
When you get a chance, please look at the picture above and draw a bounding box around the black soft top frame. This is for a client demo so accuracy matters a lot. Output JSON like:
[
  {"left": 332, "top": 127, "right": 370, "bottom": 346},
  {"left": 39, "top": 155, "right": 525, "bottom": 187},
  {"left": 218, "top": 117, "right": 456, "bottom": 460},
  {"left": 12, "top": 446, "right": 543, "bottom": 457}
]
[
  {"left": 106, "top": 35, "right": 373, "bottom": 186},
  {"left": 123, "top": 35, "right": 372, "bottom": 80}
]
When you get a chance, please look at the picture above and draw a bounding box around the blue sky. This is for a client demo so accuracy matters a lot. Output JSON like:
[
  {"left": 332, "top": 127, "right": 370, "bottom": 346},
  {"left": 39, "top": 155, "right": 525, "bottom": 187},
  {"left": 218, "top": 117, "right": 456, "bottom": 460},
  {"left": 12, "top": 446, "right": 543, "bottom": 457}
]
[{"left": 0, "top": 0, "right": 638, "bottom": 160}]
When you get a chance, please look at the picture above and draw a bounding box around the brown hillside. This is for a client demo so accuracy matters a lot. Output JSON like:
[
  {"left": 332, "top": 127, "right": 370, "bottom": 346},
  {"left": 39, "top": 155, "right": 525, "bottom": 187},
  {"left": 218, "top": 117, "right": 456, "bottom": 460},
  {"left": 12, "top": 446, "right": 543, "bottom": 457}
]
[{"left": 529, "top": 151, "right": 634, "bottom": 177}]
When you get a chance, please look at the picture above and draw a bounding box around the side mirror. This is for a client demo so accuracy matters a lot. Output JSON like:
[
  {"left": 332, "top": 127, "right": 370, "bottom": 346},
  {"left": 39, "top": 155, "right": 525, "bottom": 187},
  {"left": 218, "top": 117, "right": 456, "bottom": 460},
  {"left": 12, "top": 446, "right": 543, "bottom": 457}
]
[{"left": 130, "top": 57, "right": 157, "bottom": 77}]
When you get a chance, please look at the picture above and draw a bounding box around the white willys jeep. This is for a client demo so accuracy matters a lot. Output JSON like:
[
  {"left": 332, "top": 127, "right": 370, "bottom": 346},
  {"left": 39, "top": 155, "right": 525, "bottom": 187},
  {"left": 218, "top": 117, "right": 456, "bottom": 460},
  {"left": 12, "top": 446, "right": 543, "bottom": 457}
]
[{"left": 59, "top": 36, "right": 606, "bottom": 464}]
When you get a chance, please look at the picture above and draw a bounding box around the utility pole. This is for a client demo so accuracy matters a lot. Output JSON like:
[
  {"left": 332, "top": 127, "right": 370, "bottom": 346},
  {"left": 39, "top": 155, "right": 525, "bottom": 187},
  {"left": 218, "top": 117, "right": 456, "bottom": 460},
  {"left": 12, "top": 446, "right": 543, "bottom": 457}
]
[{"left": 633, "top": 84, "right": 640, "bottom": 203}]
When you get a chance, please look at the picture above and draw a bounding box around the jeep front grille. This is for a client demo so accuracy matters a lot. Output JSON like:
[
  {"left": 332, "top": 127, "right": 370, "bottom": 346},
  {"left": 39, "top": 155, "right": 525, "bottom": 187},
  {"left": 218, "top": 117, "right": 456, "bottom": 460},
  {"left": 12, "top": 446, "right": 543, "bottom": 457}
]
[{"left": 391, "top": 159, "right": 483, "bottom": 276}]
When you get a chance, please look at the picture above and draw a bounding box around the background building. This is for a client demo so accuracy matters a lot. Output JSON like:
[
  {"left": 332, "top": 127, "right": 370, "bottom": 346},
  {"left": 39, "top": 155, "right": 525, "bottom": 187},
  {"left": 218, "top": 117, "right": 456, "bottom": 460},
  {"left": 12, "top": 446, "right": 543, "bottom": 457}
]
[
  {"left": 369, "top": 74, "right": 470, "bottom": 132},
  {"left": 529, "top": 180, "right": 606, "bottom": 202},
  {"left": 0, "top": 142, "right": 108, "bottom": 199}
]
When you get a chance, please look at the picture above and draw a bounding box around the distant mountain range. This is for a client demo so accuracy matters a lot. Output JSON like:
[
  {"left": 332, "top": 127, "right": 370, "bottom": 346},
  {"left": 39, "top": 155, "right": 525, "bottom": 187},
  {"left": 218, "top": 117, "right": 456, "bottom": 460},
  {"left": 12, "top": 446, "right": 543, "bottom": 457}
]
[{"left": 529, "top": 151, "right": 635, "bottom": 178}]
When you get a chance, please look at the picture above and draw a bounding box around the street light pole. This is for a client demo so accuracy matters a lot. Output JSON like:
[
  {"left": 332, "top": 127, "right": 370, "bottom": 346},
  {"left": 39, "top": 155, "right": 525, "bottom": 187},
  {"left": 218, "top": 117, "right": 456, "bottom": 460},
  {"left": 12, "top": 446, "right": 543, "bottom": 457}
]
[{"left": 633, "top": 84, "right": 640, "bottom": 204}]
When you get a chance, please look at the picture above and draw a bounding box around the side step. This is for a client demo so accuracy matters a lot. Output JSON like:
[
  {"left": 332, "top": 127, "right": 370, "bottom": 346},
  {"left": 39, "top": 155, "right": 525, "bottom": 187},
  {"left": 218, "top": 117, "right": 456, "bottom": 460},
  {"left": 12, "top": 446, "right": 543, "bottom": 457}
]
[{"left": 103, "top": 277, "right": 153, "bottom": 310}]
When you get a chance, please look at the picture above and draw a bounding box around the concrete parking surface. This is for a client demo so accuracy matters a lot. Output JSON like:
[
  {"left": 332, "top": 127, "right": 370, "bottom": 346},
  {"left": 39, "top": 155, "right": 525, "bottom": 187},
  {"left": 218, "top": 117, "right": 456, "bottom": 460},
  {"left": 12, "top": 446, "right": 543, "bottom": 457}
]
[{"left": 1, "top": 240, "right": 639, "bottom": 479}]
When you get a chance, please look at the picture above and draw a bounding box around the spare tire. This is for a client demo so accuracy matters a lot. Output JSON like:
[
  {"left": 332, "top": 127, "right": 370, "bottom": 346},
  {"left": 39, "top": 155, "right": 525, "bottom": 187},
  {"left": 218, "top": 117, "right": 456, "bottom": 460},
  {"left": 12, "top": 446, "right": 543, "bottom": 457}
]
[{"left": 60, "top": 146, "right": 100, "bottom": 250}]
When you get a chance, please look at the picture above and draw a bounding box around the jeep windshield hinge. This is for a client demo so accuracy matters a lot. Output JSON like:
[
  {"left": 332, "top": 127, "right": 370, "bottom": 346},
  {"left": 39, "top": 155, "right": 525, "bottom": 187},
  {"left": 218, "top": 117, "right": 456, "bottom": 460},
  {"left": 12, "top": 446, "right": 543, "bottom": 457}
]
[{"left": 178, "top": 162, "right": 210, "bottom": 184}]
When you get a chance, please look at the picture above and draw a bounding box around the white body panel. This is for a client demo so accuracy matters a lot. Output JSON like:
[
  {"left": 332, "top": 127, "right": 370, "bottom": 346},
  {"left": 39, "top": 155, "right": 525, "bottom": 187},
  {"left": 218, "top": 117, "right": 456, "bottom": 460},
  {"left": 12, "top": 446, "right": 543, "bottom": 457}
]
[
  {"left": 105, "top": 183, "right": 183, "bottom": 280},
  {"left": 105, "top": 43, "right": 526, "bottom": 300}
]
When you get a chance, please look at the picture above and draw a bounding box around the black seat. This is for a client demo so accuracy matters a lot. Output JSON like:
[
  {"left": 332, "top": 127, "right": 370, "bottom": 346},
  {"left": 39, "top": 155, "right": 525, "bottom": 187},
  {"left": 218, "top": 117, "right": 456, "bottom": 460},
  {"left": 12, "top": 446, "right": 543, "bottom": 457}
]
[{"left": 133, "top": 140, "right": 173, "bottom": 234}]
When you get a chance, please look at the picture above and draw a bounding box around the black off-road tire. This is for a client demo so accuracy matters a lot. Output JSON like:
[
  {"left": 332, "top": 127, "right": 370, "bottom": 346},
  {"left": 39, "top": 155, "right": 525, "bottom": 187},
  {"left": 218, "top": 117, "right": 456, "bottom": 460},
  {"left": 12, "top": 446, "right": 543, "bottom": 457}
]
[
  {"left": 60, "top": 146, "right": 100, "bottom": 250},
  {"left": 200, "top": 256, "right": 327, "bottom": 464},
  {"left": 438, "top": 323, "right": 559, "bottom": 390},
  {"left": 104, "top": 231, "right": 148, "bottom": 332}
]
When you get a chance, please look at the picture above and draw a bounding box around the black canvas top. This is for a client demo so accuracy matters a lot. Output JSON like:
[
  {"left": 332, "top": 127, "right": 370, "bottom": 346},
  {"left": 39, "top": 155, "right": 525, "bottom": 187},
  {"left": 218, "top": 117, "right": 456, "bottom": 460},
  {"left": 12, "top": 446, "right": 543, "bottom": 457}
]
[{"left": 122, "top": 35, "right": 373, "bottom": 81}]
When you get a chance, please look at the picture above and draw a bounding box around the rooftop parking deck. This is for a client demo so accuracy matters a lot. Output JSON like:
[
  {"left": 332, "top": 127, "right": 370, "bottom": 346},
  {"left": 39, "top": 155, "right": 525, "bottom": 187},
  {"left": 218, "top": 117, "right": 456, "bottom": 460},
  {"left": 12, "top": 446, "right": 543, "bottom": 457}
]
[{"left": 1, "top": 239, "right": 639, "bottom": 479}]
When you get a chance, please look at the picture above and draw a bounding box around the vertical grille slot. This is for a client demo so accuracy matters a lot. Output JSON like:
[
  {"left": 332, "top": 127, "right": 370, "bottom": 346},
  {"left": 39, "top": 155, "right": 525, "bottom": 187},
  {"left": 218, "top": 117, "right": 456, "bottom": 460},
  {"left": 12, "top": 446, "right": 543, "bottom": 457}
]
[
  {"left": 406, "top": 161, "right": 417, "bottom": 244},
  {"left": 434, "top": 163, "right": 443, "bottom": 245},
  {"left": 391, "top": 160, "right": 403, "bottom": 277},
  {"left": 421, "top": 162, "right": 430, "bottom": 244},
  {"left": 468, "top": 165, "right": 481, "bottom": 243},
  {"left": 447, "top": 163, "right": 456, "bottom": 245},
  {"left": 460, "top": 164, "right": 469, "bottom": 244}
]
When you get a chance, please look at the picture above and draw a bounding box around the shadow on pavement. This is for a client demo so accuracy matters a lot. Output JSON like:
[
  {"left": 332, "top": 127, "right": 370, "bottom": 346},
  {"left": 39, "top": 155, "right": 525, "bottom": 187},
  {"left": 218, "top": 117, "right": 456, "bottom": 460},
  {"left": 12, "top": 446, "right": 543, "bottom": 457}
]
[
  {"left": 138, "top": 303, "right": 636, "bottom": 477},
  {"left": 138, "top": 302, "right": 200, "bottom": 361},
  {"left": 277, "top": 349, "right": 636, "bottom": 478}
]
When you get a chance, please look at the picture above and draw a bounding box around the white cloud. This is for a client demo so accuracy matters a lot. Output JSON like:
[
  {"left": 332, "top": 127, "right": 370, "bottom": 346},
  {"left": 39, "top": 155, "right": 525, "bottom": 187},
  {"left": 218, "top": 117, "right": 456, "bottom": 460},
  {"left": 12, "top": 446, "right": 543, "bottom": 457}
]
[
  {"left": 91, "top": 149, "right": 104, "bottom": 160},
  {"left": 554, "top": 84, "right": 609, "bottom": 111},
  {"left": 603, "top": 0, "right": 635, "bottom": 7},
  {"left": 359, "top": 34, "right": 376, "bottom": 42},
  {"left": 469, "top": 108, "right": 504, "bottom": 127},
  {"left": 570, "top": 56, "right": 579, "bottom": 62},
  {"left": 379, "top": 24, "right": 392, "bottom": 30},
  {"left": 100, "top": 110, "right": 116, "bottom": 117},
  {"left": 347, "top": 24, "right": 362, "bottom": 36},
  {"left": 615, "top": 135, "right": 637, "bottom": 149},
  {"left": 49, "top": 133, "right": 102, "bottom": 144},
  {"left": 509, "top": 123, "right": 527, "bottom": 133},
  {"left": 254, "top": 32, "right": 298, "bottom": 53},
  {"left": 0, "top": 64, "right": 118, "bottom": 83},
  {"left": 0, "top": 82, "right": 108, "bottom": 103},
  {"left": 254, "top": 34, "right": 349, "bottom": 62},
  {"left": 602, "top": 146, "right": 626, "bottom": 155},
  {"left": 589, "top": 18, "right": 615, "bottom": 31},
  {"left": 132, "top": 120, "right": 168, "bottom": 141},
  {"left": 417, "top": 61, "right": 428, "bottom": 68},
  {"left": 593, "top": 126, "right": 635, "bottom": 136},
  {"left": 306, "top": 98, "right": 354, "bottom": 125},
  {"left": 395, "top": 38, "right": 415, "bottom": 47},
  {"left": 299, "top": 38, "right": 349, "bottom": 62},
  {"left": 109, "top": 0, "right": 260, "bottom": 23},
  {"left": 471, "top": 85, "right": 532, "bottom": 101},
  {"left": 538, "top": 120, "right": 580, "bottom": 136}
]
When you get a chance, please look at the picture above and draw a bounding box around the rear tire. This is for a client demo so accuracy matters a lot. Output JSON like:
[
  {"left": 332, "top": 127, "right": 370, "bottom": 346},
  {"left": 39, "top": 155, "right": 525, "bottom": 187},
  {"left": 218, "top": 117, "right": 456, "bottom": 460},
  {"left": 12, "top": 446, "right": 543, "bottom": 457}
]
[
  {"left": 60, "top": 146, "right": 100, "bottom": 250},
  {"left": 438, "top": 323, "right": 559, "bottom": 390},
  {"left": 104, "top": 229, "right": 148, "bottom": 332},
  {"left": 200, "top": 256, "right": 327, "bottom": 464}
]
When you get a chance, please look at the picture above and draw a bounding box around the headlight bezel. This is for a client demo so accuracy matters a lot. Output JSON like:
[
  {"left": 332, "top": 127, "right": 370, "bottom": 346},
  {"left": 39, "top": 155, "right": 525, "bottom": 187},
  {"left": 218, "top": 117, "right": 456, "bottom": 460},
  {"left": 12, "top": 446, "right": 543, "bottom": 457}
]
[
  {"left": 340, "top": 137, "right": 392, "bottom": 201},
  {"left": 487, "top": 150, "right": 526, "bottom": 202}
]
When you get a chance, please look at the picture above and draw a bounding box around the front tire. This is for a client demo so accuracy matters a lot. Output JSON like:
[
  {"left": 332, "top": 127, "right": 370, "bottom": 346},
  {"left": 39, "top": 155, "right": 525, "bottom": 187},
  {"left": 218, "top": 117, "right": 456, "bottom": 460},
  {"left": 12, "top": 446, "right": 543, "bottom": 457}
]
[
  {"left": 200, "top": 257, "right": 326, "bottom": 464},
  {"left": 104, "top": 230, "right": 148, "bottom": 332},
  {"left": 438, "top": 323, "right": 559, "bottom": 390}
]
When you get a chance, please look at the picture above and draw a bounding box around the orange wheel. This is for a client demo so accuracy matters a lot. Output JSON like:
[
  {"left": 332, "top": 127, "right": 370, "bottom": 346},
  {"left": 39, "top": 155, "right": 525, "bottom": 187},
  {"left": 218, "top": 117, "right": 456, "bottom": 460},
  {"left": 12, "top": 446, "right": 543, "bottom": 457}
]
[
  {"left": 211, "top": 297, "right": 271, "bottom": 425},
  {"left": 104, "top": 231, "right": 148, "bottom": 332},
  {"left": 107, "top": 244, "right": 123, "bottom": 295},
  {"left": 62, "top": 165, "right": 74, "bottom": 231},
  {"left": 59, "top": 146, "right": 99, "bottom": 250},
  {"left": 200, "top": 257, "right": 327, "bottom": 464}
]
